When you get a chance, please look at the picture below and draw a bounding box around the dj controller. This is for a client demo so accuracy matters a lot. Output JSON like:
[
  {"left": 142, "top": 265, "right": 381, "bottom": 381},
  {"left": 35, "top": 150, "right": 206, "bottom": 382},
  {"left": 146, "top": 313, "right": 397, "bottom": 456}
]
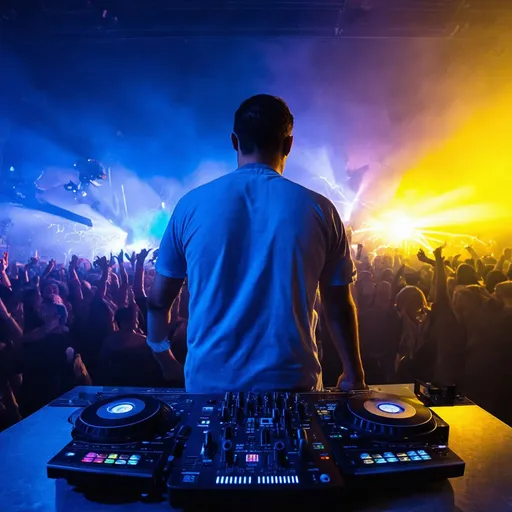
[{"left": 47, "top": 387, "right": 465, "bottom": 509}]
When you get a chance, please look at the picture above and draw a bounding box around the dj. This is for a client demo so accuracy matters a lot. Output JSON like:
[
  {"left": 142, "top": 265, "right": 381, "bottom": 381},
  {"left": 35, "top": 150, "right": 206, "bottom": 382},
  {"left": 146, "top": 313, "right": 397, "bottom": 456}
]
[{"left": 147, "top": 94, "right": 366, "bottom": 393}]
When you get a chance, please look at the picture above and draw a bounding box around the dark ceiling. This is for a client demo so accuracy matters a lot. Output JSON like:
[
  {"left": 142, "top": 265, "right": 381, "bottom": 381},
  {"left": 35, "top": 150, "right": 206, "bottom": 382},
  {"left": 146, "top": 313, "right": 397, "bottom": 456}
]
[{"left": 1, "top": 0, "right": 511, "bottom": 40}]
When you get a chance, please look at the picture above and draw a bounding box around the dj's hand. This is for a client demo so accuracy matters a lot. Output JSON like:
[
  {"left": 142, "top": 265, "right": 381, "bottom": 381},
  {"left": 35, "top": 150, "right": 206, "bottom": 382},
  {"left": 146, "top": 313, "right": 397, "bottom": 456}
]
[{"left": 337, "top": 373, "right": 368, "bottom": 392}]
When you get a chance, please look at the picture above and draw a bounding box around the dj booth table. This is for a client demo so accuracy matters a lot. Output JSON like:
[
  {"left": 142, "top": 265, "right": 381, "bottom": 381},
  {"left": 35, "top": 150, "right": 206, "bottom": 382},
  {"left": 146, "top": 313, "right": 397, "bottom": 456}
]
[{"left": 1, "top": 384, "right": 511, "bottom": 512}]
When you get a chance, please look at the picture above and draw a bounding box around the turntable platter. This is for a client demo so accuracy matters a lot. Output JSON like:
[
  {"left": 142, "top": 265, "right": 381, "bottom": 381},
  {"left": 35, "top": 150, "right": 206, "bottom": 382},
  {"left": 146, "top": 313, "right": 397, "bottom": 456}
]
[
  {"left": 336, "top": 392, "right": 437, "bottom": 439},
  {"left": 73, "top": 394, "right": 175, "bottom": 443}
]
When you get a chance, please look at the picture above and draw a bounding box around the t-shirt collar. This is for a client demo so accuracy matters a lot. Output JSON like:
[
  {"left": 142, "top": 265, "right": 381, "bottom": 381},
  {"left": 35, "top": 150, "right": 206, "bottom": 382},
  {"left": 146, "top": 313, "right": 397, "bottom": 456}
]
[{"left": 235, "top": 163, "right": 280, "bottom": 175}]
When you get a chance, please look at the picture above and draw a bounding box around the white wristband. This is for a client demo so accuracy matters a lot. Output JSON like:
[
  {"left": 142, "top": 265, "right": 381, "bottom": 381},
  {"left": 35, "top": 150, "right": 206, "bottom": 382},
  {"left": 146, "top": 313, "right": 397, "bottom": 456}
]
[{"left": 146, "top": 338, "right": 171, "bottom": 353}]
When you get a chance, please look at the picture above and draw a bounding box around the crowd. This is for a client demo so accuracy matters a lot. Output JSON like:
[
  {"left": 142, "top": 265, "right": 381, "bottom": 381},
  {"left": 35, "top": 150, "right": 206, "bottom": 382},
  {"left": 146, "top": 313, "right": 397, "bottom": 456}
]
[{"left": 0, "top": 241, "right": 511, "bottom": 432}]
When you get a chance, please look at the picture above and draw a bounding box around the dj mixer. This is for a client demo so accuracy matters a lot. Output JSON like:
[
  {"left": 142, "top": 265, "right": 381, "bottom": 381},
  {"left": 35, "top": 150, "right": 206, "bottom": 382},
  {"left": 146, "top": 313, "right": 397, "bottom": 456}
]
[{"left": 47, "top": 388, "right": 465, "bottom": 508}]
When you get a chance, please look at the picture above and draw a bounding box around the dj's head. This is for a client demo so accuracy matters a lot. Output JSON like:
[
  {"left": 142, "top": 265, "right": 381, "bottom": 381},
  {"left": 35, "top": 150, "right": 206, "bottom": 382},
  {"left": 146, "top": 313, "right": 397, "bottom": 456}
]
[{"left": 232, "top": 94, "right": 294, "bottom": 175}]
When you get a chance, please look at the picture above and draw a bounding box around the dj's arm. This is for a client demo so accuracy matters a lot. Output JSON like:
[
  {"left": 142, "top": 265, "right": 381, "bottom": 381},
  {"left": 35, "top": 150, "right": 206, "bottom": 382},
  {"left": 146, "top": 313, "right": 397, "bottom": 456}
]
[
  {"left": 320, "top": 284, "right": 366, "bottom": 391},
  {"left": 147, "top": 273, "right": 184, "bottom": 381},
  {"left": 148, "top": 198, "right": 189, "bottom": 381},
  {"left": 319, "top": 201, "right": 366, "bottom": 391}
]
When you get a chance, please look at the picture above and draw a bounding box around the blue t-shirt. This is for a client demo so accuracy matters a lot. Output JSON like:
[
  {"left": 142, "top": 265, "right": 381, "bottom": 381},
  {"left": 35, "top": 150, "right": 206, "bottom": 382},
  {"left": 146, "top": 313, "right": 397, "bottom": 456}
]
[{"left": 156, "top": 164, "right": 355, "bottom": 392}]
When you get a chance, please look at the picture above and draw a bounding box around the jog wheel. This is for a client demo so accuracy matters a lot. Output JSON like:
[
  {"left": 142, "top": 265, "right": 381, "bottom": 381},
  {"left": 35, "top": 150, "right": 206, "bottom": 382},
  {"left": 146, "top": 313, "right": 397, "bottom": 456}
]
[
  {"left": 335, "top": 392, "right": 437, "bottom": 439},
  {"left": 73, "top": 394, "right": 175, "bottom": 443}
]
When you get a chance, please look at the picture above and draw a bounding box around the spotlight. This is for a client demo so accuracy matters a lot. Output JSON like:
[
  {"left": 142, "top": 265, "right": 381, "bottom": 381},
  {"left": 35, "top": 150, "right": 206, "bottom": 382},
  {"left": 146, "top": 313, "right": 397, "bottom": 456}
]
[{"left": 9, "top": 166, "right": 15, "bottom": 172}]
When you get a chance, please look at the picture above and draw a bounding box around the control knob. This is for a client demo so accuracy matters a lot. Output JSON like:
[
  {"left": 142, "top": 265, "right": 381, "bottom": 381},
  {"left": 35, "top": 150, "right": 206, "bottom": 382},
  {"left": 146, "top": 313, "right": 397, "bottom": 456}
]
[
  {"left": 202, "top": 431, "right": 215, "bottom": 458},
  {"left": 274, "top": 441, "right": 288, "bottom": 467},
  {"left": 222, "top": 439, "right": 235, "bottom": 466}
]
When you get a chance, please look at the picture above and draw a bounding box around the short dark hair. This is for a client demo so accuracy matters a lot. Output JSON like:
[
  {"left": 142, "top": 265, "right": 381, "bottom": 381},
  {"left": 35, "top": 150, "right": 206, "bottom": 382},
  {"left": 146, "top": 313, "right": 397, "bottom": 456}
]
[{"left": 233, "top": 94, "right": 294, "bottom": 155}]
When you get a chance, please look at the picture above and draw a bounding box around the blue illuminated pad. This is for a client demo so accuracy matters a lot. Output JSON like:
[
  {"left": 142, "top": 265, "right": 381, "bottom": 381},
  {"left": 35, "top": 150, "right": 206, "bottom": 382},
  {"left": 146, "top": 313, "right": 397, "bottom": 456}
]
[
  {"left": 386, "top": 457, "right": 399, "bottom": 463},
  {"left": 377, "top": 403, "right": 405, "bottom": 414},
  {"left": 411, "top": 456, "right": 422, "bottom": 461},
  {"left": 108, "top": 403, "right": 134, "bottom": 414},
  {"left": 375, "top": 459, "right": 387, "bottom": 464},
  {"left": 360, "top": 453, "right": 371, "bottom": 459}
]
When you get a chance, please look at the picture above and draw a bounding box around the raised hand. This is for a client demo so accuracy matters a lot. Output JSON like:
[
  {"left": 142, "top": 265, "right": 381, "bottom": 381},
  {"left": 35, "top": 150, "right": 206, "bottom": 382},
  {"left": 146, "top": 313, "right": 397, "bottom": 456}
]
[
  {"left": 94, "top": 256, "right": 109, "bottom": 272},
  {"left": 69, "top": 255, "right": 79, "bottom": 270},
  {"left": 417, "top": 249, "right": 430, "bottom": 264},
  {"left": 44, "top": 259, "right": 56, "bottom": 274},
  {"left": 2, "top": 252, "right": 8, "bottom": 269},
  {"left": 125, "top": 251, "right": 137, "bottom": 268},
  {"left": 136, "top": 248, "right": 152, "bottom": 265},
  {"left": 116, "top": 249, "right": 125, "bottom": 266},
  {"left": 433, "top": 245, "right": 445, "bottom": 261}
]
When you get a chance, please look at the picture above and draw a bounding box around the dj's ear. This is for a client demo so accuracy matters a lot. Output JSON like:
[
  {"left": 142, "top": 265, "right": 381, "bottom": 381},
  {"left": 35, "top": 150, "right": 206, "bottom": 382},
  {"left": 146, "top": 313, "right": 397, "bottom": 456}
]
[
  {"left": 231, "top": 133, "right": 239, "bottom": 152},
  {"left": 283, "top": 135, "right": 293, "bottom": 157}
]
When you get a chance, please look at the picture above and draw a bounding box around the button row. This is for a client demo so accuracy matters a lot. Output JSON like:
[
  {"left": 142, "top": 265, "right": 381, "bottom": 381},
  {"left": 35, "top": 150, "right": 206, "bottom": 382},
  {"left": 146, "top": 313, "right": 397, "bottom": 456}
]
[
  {"left": 258, "top": 475, "right": 299, "bottom": 484},
  {"left": 85, "top": 453, "right": 141, "bottom": 460},
  {"left": 82, "top": 457, "right": 139, "bottom": 465},
  {"left": 215, "top": 475, "right": 300, "bottom": 485},
  {"left": 82, "top": 454, "right": 141, "bottom": 465},
  {"left": 362, "top": 455, "right": 431, "bottom": 465},
  {"left": 360, "top": 450, "right": 431, "bottom": 461},
  {"left": 216, "top": 476, "right": 252, "bottom": 485}
]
